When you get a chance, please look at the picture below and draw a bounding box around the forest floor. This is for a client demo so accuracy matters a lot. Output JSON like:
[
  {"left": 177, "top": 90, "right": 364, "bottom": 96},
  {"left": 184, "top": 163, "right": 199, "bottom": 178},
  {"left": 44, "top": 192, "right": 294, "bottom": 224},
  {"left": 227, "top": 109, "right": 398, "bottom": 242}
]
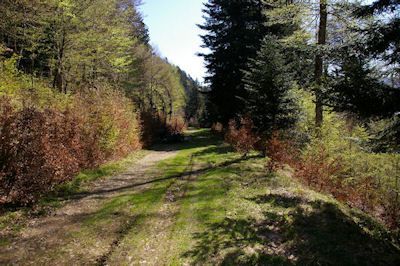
[{"left": 1, "top": 129, "right": 400, "bottom": 265}]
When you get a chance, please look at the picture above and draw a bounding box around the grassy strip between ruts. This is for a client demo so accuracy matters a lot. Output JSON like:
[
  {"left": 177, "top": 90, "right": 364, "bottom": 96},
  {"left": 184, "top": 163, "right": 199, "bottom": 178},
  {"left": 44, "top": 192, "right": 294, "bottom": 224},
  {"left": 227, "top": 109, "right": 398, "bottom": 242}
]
[{"left": 0, "top": 131, "right": 215, "bottom": 265}]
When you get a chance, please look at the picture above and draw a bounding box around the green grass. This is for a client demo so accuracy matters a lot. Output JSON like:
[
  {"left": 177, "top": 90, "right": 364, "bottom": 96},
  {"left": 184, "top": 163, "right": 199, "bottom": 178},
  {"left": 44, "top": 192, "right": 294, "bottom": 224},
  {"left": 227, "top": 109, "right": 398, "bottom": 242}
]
[
  {"left": 0, "top": 237, "right": 10, "bottom": 248},
  {"left": 105, "top": 129, "right": 400, "bottom": 265}
]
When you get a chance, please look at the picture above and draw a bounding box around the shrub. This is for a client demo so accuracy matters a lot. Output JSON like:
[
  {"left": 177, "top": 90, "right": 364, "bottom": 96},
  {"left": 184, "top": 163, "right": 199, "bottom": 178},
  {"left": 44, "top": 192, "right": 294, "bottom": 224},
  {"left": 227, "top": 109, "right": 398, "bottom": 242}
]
[
  {"left": 225, "top": 117, "right": 260, "bottom": 155},
  {"left": 0, "top": 100, "right": 81, "bottom": 204},
  {"left": 0, "top": 89, "right": 142, "bottom": 205},
  {"left": 292, "top": 142, "right": 400, "bottom": 229},
  {"left": 73, "top": 90, "right": 142, "bottom": 162},
  {"left": 294, "top": 143, "right": 349, "bottom": 199},
  {"left": 281, "top": 118, "right": 400, "bottom": 228},
  {"left": 140, "top": 111, "right": 166, "bottom": 147},
  {"left": 264, "top": 90, "right": 400, "bottom": 229},
  {"left": 265, "top": 132, "right": 298, "bottom": 172}
]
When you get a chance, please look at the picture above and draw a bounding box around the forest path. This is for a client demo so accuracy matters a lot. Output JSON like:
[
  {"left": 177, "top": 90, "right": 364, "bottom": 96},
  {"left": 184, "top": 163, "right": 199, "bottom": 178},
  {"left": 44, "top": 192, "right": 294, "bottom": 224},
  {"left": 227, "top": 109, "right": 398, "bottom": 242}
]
[
  {"left": 1, "top": 129, "right": 400, "bottom": 266},
  {"left": 0, "top": 144, "right": 179, "bottom": 265}
]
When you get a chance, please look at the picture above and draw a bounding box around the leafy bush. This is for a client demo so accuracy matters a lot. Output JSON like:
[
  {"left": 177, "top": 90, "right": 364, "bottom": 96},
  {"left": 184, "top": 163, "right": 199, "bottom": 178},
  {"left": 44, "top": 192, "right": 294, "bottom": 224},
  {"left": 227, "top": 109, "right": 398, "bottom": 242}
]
[
  {"left": 166, "top": 116, "right": 187, "bottom": 141},
  {"left": 293, "top": 140, "right": 400, "bottom": 228},
  {"left": 0, "top": 100, "right": 81, "bottom": 204},
  {"left": 0, "top": 55, "right": 71, "bottom": 109},
  {"left": 294, "top": 142, "right": 349, "bottom": 200},
  {"left": 0, "top": 89, "right": 142, "bottom": 205},
  {"left": 140, "top": 111, "right": 167, "bottom": 147},
  {"left": 73, "top": 90, "right": 142, "bottom": 162},
  {"left": 225, "top": 117, "right": 260, "bottom": 155},
  {"left": 263, "top": 90, "right": 400, "bottom": 229}
]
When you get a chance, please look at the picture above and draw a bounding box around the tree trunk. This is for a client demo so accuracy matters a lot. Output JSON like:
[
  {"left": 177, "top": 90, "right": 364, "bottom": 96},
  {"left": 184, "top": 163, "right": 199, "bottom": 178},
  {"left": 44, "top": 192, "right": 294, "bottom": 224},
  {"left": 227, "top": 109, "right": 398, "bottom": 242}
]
[
  {"left": 53, "top": 28, "right": 66, "bottom": 93},
  {"left": 315, "top": 0, "right": 327, "bottom": 129}
]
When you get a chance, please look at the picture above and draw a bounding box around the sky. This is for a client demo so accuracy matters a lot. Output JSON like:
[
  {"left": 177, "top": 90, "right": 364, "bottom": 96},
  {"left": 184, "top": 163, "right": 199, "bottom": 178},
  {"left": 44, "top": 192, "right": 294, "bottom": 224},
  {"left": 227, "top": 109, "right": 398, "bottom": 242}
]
[{"left": 140, "top": 0, "right": 207, "bottom": 82}]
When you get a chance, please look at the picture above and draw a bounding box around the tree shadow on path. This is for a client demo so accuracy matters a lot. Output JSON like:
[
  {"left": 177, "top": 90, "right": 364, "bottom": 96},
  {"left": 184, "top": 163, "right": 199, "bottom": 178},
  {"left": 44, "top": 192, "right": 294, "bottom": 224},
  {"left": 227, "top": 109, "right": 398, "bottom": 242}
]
[{"left": 184, "top": 193, "right": 400, "bottom": 266}]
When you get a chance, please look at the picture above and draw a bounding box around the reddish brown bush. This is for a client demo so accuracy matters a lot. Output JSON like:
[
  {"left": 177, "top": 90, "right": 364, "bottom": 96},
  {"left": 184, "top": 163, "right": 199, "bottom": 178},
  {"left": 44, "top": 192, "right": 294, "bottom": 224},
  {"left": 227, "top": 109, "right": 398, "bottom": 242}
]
[
  {"left": 381, "top": 190, "right": 400, "bottom": 228},
  {"left": 295, "top": 146, "right": 349, "bottom": 197},
  {"left": 264, "top": 135, "right": 353, "bottom": 203},
  {"left": 265, "top": 132, "right": 298, "bottom": 172},
  {"left": 225, "top": 117, "right": 260, "bottom": 155},
  {"left": 293, "top": 149, "right": 400, "bottom": 228},
  {"left": 0, "top": 102, "right": 81, "bottom": 204},
  {"left": 0, "top": 90, "right": 142, "bottom": 205},
  {"left": 72, "top": 90, "right": 141, "bottom": 166}
]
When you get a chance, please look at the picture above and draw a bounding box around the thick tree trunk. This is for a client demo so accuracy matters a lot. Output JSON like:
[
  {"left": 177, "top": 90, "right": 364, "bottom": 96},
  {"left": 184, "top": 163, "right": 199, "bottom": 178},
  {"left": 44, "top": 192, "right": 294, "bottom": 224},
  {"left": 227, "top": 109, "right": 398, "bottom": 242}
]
[{"left": 315, "top": 0, "right": 327, "bottom": 128}]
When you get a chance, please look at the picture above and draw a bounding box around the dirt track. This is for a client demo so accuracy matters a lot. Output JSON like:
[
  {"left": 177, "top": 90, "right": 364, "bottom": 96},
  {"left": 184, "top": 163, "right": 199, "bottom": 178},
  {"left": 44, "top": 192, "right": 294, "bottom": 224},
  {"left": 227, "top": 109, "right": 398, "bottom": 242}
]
[{"left": 0, "top": 149, "right": 177, "bottom": 265}]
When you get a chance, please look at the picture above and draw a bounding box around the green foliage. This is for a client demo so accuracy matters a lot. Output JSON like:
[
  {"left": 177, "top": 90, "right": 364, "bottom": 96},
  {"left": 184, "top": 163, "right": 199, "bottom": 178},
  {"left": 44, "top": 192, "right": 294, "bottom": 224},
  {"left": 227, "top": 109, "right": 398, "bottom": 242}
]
[
  {"left": 0, "top": 0, "right": 201, "bottom": 129},
  {"left": 270, "top": 91, "right": 400, "bottom": 228},
  {"left": 373, "top": 116, "right": 400, "bottom": 152},
  {"left": 0, "top": 54, "right": 71, "bottom": 108},
  {"left": 178, "top": 68, "right": 206, "bottom": 126},
  {"left": 126, "top": 48, "right": 187, "bottom": 119},
  {"left": 199, "top": 0, "right": 269, "bottom": 123},
  {"left": 0, "top": 0, "right": 152, "bottom": 93},
  {"left": 0, "top": 0, "right": 200, "bottom": 206},
  {"left": 356, "top": 0, "right": 400, "bottom": 65},
  {"left": 244, "top": 36, "right": 299, "bottom": 136}
]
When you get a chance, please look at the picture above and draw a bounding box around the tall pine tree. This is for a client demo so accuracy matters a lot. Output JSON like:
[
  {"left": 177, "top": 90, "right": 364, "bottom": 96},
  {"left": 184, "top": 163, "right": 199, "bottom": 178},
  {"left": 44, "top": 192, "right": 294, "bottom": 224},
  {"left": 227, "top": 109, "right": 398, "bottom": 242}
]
[
  {"left": 244, "top": 36, "right": 298, "bottom": 136},
  {"left": 199, "top": 0, "right": 267, "bottom": 123}
]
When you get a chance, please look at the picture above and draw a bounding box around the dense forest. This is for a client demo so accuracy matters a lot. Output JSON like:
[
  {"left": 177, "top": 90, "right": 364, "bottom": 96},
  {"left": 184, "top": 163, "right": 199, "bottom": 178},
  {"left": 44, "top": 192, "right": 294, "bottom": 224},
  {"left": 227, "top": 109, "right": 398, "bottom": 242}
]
[{"left": 1, "top": 0, "right": 400, "bottom": 264}]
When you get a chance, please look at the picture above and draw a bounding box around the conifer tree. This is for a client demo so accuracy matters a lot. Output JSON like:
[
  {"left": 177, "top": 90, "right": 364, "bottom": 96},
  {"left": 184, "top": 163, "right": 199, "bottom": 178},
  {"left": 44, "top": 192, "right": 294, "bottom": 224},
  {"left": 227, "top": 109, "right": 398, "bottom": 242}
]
[
  {"left": 244, "top": 37, "right": 298, "bottom": 136},
  {"left": 199, "top": 0, "right": 268, "bottom": 123},
  {"left": 327, "top": 0, "right": 400, "bottom": 119},
  {"left": 329, "top": 52, "right": 400, "bottom": 118},
  {"left": 356, "top": 0, "right": 399, "bottom": 65}
]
